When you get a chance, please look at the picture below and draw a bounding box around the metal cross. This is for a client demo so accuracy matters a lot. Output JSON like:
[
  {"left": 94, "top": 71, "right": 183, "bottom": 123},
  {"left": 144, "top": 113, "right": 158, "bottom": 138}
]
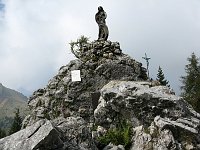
[{"left": 142, "top": 53, "right": 151, "bottom": 79}]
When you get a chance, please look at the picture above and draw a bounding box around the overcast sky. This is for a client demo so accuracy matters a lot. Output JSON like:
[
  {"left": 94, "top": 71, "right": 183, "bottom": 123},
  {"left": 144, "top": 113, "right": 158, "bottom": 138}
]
[{"left": 0, "top": 0, "right": 200, "bottom": 96}]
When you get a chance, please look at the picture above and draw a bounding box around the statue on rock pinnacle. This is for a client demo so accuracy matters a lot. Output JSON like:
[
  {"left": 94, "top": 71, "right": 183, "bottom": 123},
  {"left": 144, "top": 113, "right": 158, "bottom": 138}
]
[{"left": 95, "top": 6, "right": 109, "bottom": 41}]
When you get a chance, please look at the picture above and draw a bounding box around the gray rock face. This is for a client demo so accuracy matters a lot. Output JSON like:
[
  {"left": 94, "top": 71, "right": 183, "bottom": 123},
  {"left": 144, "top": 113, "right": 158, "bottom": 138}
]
[
  {"left": 0, "top": 117, "right": 97, "bottom": 150},
  {"left": 2, "top": 39, "right": 200, "bottom": 149},
  {"left": 23, "top": 41, "right": 146, "bottom": 128},
  {"left": 4, "top": 40, "right": 144, "bottom": 150},
  {"left": 94, "top": 81, "right": 200, "bottom": 149},
  {"left": 53, "top": 116, "right": 97, "bottom": 150},
  {"left": 131, "top": 125, "right": 178, "bottom": 150},
  {"left": 0, "top": 119, "right": 63, "bottom": 150},
  {"left": 103, "top": 143, "right": 125, "bottom": 150},
  {"left": 71, "top": 40, "right": 122, "bottom": 62}
]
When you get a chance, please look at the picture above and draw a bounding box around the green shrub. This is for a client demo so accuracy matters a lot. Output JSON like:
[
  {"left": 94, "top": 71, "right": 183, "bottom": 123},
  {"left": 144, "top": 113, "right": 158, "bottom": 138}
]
[
  {"left": 91, "top": 124, "right": 98, "bottom": 131},
  {"left": 69, "top": 35, "right": 89, "bottom": 60},
  {"left": 98, "top": 120, "right": 132, "bottom": 149},
  {"left": 143, "top": 126, "right": 150, "bottom": 134}
]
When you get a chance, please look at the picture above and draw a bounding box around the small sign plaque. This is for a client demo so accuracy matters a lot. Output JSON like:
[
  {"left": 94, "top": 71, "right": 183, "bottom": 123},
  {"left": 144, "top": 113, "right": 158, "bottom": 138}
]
[{"left": 71, "top": 70, "right": 81, "bottom": 82}]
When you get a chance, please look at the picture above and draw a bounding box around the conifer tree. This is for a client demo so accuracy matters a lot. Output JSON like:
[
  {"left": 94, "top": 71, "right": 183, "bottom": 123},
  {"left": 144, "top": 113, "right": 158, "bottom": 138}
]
[
  {"left": 181, "top": 52, "right": 200, "bottom": 112},
  {"left": 9, "top": 108, "right": 22, "bottom": 135},
  {"left": 156, "top": 66, "right": 169, "bottom": 86}
]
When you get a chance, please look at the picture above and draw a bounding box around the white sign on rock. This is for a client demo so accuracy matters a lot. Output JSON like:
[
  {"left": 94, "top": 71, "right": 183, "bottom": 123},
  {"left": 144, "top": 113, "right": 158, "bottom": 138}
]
[{"left": 71, "top": 70, "right": 81, "bottom": 82}]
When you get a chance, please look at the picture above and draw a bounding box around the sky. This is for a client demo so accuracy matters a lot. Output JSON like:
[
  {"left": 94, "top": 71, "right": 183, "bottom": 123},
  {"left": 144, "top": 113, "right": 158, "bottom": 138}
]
[{"left": 0, "top": 0, "right": 200, "bottom": 96}]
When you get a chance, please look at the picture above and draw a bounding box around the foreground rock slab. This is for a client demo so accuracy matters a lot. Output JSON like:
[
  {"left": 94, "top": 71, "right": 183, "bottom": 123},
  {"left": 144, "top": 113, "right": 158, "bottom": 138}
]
[
  {"left": 0, "top": 119, "right": 63, "bottom": 150},
  {"left": 0, "top": 117, "right": 97, "bottom": 150}
]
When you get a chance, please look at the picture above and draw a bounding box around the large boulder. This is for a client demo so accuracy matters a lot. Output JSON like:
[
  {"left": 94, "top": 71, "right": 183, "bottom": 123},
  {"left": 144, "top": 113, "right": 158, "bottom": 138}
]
[
  {"left": 94, "top": 81, "right": 200, "bottom": 149},
  {"left": 0, "top": 119, "right": 63, "bottom": 150},
  {"left": 0, "top": 117, "right": 97, "bottom": 150},
  {"left": 53, "top": 116, "right": 98, "bottom": 150}
]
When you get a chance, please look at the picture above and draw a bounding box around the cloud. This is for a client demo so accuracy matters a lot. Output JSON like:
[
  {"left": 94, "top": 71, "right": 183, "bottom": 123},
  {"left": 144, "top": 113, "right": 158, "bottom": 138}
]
[
  {"left": 0, "top": 0, "right": 4, "bottom": 10},
  {"left": 0, "top": 0, "right": 76, "bottom": 91},
  {"left": 0, "top": 0, "right": 200, "bottom": 95}
]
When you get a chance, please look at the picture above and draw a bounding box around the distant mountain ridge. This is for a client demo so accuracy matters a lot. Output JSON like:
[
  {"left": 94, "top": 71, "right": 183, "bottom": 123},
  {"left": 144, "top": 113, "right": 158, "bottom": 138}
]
[
  {"left": 0, "top": 83, "right": 27, "bottom": 102},
  {"left": 0, "top": 83, "right": 28, "bottom": 130}
]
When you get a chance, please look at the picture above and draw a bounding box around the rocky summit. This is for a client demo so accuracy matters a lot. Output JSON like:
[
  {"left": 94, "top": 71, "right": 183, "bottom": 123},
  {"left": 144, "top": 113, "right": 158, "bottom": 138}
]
[{"left": 1, "top": 40, "right": 200, "bottom": 150}]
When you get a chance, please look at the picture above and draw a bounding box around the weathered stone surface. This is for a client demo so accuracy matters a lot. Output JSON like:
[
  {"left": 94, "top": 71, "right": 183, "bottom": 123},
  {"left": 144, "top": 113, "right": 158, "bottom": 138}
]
[
  {"left": 1, "top": 117, "right": 98, "bottom": 150},
  {"left": 19, "top": 78, "right": 200, "bottom": 150},
  {"left": 131, "top": 126, "right": 152, "bottom": 150},
  {"left": 6, "top": 39, "right": 199, "bottom": 149},
  {"left": 0, "top": 119, "right": 63, "bottom": 150},
  {"left": 94, "top": 80, "right": 200, "bottom": 149},
  {"left": 53, "top": 116, "right": 98, "bottom": 150},
  {"left": 103, "top": 143, "right": 125, "bottom": 150},
  {"left": 16, "top": 40, "right": 147, "bottom": 150},
  {"left": 71, "top": 40, "right": 122, "bottom": 62},
  {"left": 131, "top": 125, "right": 177, "bottom": 150},
  {"left": 23, "top": 45, "right": 146, "bottom": 128}
]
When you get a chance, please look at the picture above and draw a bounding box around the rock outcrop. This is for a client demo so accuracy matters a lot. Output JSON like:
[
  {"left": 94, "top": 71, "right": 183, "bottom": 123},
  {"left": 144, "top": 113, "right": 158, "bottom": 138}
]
[
  {"left": 1, "top": 40, "right": 200, "bottom": 150},
  {"left": 23, "top": 40, "right": 146, "bottom": 128},
  {"left": 0, "top": 117, "right": 97, "bottom": 150},
  {"left": 94, "top": 81, "right": 200, "bottom": 149}
]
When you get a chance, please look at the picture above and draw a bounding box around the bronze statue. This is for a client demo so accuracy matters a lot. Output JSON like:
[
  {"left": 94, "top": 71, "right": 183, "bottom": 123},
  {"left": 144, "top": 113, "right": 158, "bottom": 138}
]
[{"left": 95, "top": 6, "right": 109, "bottom": 41}]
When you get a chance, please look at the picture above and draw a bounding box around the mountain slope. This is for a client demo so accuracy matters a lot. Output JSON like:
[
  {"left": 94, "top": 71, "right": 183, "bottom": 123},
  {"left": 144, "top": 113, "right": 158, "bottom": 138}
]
[{"left": 0, "top": 83, "right": 28, "bottom": 126}]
